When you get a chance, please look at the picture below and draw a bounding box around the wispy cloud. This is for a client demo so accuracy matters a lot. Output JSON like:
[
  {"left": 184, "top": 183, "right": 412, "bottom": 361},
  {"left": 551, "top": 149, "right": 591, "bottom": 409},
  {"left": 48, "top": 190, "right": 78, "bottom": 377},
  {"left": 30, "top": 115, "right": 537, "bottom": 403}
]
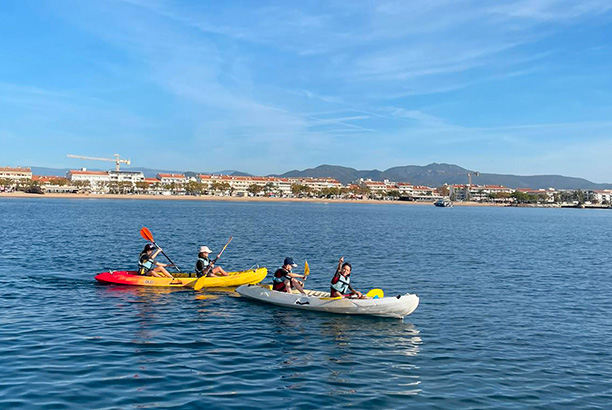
[
  {"left": 2, "top": 0, "right": 612, "bottom": 178},
  {"left": 489, "top": 0, "right": 612, "bottom": 21}
]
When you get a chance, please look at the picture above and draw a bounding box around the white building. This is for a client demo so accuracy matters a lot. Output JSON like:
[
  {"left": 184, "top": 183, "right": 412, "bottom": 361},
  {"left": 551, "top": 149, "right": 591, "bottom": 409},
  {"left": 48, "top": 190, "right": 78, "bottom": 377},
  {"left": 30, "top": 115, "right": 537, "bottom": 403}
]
[
  {"left": 588, "top": 190, "right": 612, "bottom": 204},
  {"left": 0, "top": 166, "right": 32, "bottom": 181},
  {"left": 358, "top": 179, "right": 387, "bottom": 197},
  {"left": 109, "top": 170, "right": 145, "bottom": 184},
  {"left": 290, "top": 177, "right": 343, "bottom": 191},
  {"left": 156, "top": 173, "right": 187, "bottom": 185},
  {"left": 396, "top": 183, "right": 414, "bottom": 196},
  {"left": 67, "top": 169, "right": 111, "bottom": 192},
  {"left": 411, "top": 185, "right": 437, "bottom": 199},
  {"left": 470, "top": 185, "right": 515, "bottom": 201}
]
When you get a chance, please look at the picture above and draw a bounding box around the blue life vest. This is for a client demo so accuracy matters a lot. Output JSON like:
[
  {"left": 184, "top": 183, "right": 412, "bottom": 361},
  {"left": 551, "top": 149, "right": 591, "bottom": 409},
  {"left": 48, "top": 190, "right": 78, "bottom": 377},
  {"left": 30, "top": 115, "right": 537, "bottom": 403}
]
[
  {"left": 330, "top": 273, "right": 350, "bottom": 294},
  {"left": 138, "top": 252, "right": 155, "bottom": 275}
]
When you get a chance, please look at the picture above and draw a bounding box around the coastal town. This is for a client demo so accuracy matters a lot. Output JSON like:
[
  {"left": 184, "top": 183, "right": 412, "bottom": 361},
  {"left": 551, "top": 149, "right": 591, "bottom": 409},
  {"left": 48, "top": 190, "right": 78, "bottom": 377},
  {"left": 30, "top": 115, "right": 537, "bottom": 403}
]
[{"left": 1, "top": 165, "right": 611, "bottom": 207}]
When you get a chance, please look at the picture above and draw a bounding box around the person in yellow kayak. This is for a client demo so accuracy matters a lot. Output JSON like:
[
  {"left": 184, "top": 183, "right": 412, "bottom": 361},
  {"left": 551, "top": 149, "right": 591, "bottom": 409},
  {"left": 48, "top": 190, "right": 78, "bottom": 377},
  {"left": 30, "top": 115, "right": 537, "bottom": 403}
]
[
  {"left": 272, "top": 257, "right": 307, "bottom": 294},
  {"left": 330, "top": 256, "right": 363, "bottom": 298},
  {"left": 195, "top": 245, "right": 229, "bottom": 277},
  {"left": 138, "top": 244, "right": 176, "bottom": 280}
]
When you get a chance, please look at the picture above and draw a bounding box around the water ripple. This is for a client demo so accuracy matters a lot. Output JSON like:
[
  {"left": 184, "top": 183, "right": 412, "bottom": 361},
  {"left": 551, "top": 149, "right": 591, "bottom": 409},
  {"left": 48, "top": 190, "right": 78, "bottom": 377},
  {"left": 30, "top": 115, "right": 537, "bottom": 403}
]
[{"left": 1, "top": 199, "right": 612, "bottom": 408}]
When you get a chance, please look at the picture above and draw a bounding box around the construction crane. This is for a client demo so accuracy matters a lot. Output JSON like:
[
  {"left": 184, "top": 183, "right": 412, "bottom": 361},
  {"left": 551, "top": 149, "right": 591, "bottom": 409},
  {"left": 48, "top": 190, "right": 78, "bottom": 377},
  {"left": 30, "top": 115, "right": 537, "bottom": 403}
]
[
  {"left": 67, "top": 154, "right": 131, "bottom": 172},
  {"left": 467, "top": 171, "right": 480, "bottom": 187},
  {"left": 466, "top": 171, "right": 480, "bottom": 201}
]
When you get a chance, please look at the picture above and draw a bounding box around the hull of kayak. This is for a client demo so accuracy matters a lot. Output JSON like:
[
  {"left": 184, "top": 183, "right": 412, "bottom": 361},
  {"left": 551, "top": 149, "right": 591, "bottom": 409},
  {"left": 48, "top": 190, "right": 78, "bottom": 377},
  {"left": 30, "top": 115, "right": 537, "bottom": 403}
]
[
  {"left": 193, "top": 267, "right": 267, "bottom": 289},
  {"left": 95, "top": 268, "right": 267, "bottom": 288},
  {"left": 235, "top": 284, "right": 419, "bottom": 319}
]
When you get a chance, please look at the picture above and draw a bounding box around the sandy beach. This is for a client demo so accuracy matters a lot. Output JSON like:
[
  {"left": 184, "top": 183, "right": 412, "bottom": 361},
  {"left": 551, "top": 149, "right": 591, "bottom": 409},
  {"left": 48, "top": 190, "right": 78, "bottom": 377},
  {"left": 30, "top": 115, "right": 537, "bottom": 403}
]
[{"left": 0, "top": 191, "right": 503, "bottom": 206}]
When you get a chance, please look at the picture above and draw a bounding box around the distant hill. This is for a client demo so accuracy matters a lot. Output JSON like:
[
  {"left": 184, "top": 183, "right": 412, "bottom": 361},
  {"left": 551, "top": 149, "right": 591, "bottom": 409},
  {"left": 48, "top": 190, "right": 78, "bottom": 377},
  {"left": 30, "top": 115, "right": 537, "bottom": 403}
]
[
  {"left": 27, "top": 163, "right": 612, "bottom": 189},
  {"left": 30, "top": 167, "right": 73, "bottom": 177},
  {"left": 276, "top": 165, "right": 385, "bottom": 184},
  {"left": 276, "top": 163, "right": 612, "bottom": 189}
]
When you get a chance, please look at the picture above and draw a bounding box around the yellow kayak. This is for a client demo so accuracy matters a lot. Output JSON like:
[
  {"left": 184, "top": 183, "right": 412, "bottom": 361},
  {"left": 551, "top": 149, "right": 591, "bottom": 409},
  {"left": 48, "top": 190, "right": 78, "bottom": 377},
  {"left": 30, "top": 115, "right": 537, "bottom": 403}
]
[
  {"left": 193, "top": 267, "right": 267, "bottom": 290},
  {"left": 95, "top": 267, "right": 267, "bottom": 289}
]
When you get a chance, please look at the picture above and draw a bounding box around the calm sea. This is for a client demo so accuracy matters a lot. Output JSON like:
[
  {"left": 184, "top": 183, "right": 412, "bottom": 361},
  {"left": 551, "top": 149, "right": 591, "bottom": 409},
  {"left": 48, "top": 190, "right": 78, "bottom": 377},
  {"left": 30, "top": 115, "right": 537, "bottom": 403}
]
[{"left": 1, "top": 198, "right": 611, "bottom": 409}]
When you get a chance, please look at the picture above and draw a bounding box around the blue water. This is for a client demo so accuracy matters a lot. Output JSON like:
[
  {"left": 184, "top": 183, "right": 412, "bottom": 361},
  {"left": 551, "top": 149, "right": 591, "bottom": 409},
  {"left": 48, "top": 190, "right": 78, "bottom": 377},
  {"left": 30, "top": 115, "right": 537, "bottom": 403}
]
[{"left": 1, "top": 198, "right": 611, "bottom": 409}]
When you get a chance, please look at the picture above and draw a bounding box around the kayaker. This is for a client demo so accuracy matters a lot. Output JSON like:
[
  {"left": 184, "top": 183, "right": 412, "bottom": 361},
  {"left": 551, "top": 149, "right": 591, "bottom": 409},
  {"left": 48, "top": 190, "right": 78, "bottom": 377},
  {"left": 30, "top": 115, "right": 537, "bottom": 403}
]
[
  {"left": 138, "top": 244, "right": 176, "bottom": 280},
  {"left": 330, "top": 256, "right": 363, "bottom": 298},
  {"left": 272, "top": 257, "right": 307, "bottom": 295},
  {"left": 195, "top": 245, "right": 229, "bottom": 277}
]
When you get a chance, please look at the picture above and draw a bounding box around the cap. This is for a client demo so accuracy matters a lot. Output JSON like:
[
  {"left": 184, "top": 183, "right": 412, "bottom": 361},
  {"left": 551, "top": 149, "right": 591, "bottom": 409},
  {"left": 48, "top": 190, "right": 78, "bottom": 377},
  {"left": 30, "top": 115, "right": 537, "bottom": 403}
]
[
  {"left": 283, "top": 257, "right": 298, "bottom": 267},
  {"left": 199, "top": 246, "right": 212, "bottom": 253},
  {"left": 144, "top": 244, "right": 156, "bottom": 251}
]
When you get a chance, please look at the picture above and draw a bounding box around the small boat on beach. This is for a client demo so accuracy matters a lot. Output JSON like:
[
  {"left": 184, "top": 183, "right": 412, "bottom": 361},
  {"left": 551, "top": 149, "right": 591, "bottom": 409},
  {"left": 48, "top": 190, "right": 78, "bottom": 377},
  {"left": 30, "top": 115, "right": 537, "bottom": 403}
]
[
  {"left": 235, "top": 284, "right": 419, "bottom": 319},
  {"left": 95, "top": 267, "right": 267, "bottom": 288},
  {"left": 434, "top": 198, "right": 453, "bottom": 207}
]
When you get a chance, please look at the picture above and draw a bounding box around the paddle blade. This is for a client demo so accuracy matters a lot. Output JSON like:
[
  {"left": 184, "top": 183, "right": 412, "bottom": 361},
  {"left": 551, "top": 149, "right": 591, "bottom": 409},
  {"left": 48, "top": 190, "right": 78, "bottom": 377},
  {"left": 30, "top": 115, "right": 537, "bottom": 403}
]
[
  {"left": 140, "top": 227, "right": 154, "bottom": 242},
  {"left": 304, "top": 260, "right": 310, "bottom": 277},
  {"left": 366, "top": 288, "right": 384, "bottom": 299},
  {"left": 193, "top": 276, "right": 205, "bottom": 291}
]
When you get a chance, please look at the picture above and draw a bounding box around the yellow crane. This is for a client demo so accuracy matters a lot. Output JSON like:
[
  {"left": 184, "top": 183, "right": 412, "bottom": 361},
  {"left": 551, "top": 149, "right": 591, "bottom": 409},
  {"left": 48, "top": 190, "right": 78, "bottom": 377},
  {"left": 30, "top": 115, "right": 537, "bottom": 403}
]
[{"left": 67, "top": 154, "right": 131, "bottom": 172}]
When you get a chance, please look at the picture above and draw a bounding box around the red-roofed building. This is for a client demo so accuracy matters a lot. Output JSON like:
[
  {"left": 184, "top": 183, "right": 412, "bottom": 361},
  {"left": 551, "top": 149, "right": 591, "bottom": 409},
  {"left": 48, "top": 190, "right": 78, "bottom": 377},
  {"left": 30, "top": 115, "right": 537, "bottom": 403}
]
[
  {"left": 288, "top": 177, "right": 342, "bottom": 191},
  {"left": 67, "top": 169, "right": 110, "bottom": 187},
  {"left": 0, "top": 166, "right": 32, "bottom": 181},
  {"left": 412, "top": 185, "right": 436, "bottom": 198},
  {"left": 32, "top": 175, "right": 67, "bottom": 184},
  {"left": 197, "top": 174, "right": 293, "bottom": 196},
  {"left": 358, "top": 179, "right": 387, "bottom": 197},
  {"left": 156, "top": 173, "right": 186, "bottom": 184},
  {"left": 396, "top": 183, "right": 414, "bottom": 195}
]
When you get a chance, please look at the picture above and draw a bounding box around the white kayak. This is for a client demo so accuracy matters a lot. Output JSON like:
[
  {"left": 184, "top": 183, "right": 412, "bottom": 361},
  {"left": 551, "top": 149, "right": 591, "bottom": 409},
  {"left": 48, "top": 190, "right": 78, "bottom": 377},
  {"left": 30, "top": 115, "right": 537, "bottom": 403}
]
[{"left": 235, "top": 284, "right": 419, "bottom": 319}]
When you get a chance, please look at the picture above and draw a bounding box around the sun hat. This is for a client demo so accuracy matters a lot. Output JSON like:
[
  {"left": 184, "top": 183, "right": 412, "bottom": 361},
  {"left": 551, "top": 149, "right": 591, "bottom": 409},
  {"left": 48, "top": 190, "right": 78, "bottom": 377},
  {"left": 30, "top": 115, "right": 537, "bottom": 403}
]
[
  {"left": 284, "top": 257, "right": 298, "bottom": 267},
  {"left": 199, "top": 245, "right": 212, "bottom": 253}
]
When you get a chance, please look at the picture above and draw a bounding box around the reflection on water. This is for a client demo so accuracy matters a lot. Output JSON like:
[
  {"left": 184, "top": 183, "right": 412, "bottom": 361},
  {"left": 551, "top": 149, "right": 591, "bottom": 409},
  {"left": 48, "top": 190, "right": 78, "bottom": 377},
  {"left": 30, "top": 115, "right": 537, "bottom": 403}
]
[{"left": 262, "top": 306, "right": 423, "bottom": 399}]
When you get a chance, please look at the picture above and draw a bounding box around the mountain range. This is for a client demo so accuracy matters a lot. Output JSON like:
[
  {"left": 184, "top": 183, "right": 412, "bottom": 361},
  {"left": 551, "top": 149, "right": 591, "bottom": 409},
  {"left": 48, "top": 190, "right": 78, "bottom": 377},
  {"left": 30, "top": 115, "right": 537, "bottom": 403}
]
[
  {"left": 30, "top": 163, "right": 612, "bottom": 190},
  {"left": 275, "top": 164, "right": 612, "bottom": 190}
]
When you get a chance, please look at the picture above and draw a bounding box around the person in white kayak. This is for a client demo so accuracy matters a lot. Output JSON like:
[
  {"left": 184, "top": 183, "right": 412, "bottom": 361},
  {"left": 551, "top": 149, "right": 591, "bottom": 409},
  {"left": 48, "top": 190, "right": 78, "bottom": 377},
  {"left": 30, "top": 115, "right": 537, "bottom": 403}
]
[
  {"left": 330, "top": 256, "right": 363, "bottom": 298},
  {"left": 272, "top": 257, "right": 307, "bottom": 295},
  {"left": 195, "top": 245, "right": 229, "bottom": 277},
  {"left": 138, "top": 244, "right": 177, "bottom": 280}
]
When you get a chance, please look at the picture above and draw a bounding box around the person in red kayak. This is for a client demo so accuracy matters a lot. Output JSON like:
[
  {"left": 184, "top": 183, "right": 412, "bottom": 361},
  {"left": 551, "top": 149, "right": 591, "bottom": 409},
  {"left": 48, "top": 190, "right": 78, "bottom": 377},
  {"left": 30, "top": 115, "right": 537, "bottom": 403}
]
[
  {"left": 272, "top": 257, "right": 307, "bottom": 294},
  {"left": 330, "top": 256, "right": 363, "bottom": 298},
  {"left": 138, "top": 244, "right": 176, "bottom": 279}
]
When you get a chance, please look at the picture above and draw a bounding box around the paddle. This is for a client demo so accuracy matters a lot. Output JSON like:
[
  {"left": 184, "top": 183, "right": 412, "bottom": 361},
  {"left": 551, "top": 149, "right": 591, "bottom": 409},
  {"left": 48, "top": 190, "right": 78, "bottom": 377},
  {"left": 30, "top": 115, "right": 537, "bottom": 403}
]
[
  {"left": 213, "top": 236, "right": 233, "bottom": 264},
  {"left": 193, "top": 236, "right": 233, "bottom": 291},
  {"left": 303, "top": 260, "right": 310, "bottom": 279},
  {"left": 321, "top": 289, "right": 383, "bottom": 300},
  {"left": 139, "top": 227, "right": 181, "bottom": 272}
]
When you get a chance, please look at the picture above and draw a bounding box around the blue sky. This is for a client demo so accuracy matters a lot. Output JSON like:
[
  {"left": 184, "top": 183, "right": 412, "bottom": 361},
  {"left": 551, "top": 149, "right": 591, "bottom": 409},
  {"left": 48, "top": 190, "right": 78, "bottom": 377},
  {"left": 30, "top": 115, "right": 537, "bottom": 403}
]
[{"left": 1, "top": 0, "right": 612, "bottom": 181}]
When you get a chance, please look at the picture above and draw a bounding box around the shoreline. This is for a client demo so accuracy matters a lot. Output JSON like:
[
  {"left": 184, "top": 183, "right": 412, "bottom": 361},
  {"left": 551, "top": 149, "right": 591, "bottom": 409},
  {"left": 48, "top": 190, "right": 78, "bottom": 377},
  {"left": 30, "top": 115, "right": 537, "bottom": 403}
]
[{"left": 0, "top": 192, "right": 503, "bottom": 206}]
